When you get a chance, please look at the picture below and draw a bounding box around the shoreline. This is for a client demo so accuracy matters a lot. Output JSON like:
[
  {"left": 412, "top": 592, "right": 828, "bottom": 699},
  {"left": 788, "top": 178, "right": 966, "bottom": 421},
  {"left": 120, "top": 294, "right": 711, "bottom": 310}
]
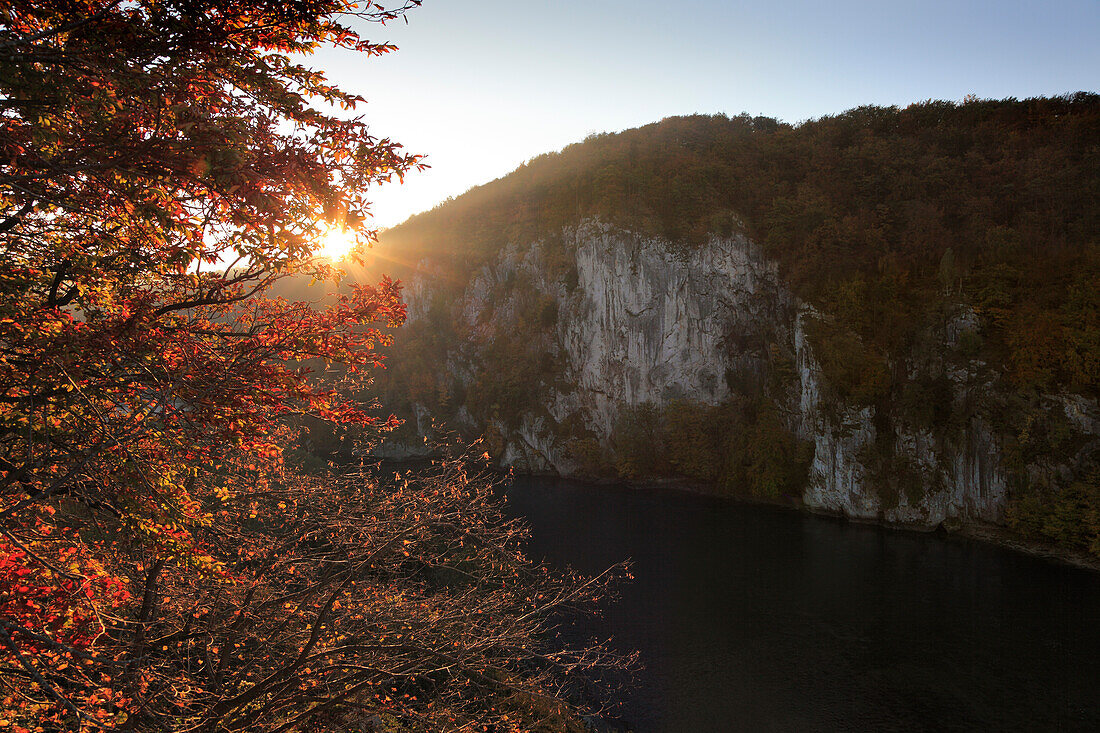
[
  {"left": 526, "top": 470, "right": 1100, "bottom": 573},
  {"left": 364, "top": 454, "right": 1100, "bottom": 573}
]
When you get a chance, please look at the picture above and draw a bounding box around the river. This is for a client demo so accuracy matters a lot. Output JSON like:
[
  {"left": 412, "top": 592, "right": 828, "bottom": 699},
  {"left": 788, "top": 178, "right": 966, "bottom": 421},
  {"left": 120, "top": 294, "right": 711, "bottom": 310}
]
[{"left": 505, "top": 476, "right": 1100, "bottom": 732}]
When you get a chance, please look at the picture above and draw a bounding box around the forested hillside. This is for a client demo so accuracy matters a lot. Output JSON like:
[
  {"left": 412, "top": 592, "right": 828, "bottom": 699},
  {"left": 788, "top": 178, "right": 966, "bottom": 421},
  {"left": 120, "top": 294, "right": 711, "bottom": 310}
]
[
  {"left": 383, "top": 94, "right": 1099, "bottom": 391},
  {"left": 371, "top": 95, "right": 1100, "bottom": 556}
]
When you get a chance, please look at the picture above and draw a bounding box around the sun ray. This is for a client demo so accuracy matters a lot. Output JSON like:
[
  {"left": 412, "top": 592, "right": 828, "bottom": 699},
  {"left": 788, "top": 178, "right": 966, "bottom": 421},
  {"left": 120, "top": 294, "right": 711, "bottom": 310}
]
[{"left": 318, "top": 226, "right": 357, "bottom": 261}]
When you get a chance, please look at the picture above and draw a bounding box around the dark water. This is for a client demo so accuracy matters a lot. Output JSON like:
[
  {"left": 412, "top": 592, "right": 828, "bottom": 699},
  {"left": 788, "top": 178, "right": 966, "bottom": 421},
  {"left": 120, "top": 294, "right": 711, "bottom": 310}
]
[{"left": 505, "top": 477, "right": 1100, "bottom": 733}]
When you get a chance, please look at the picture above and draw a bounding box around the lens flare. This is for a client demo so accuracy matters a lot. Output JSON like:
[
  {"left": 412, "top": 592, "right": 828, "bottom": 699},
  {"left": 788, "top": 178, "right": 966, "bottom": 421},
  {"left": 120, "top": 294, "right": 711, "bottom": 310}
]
[{"left": 318, "top": 226, "right": 356, "bottom": 261}]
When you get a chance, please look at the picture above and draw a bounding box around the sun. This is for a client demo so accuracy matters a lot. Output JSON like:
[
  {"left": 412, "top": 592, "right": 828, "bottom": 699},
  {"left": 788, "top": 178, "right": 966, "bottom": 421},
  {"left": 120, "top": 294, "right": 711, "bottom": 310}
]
[{"left": 317, "top": 226, "right": 357, "bottom": 261}]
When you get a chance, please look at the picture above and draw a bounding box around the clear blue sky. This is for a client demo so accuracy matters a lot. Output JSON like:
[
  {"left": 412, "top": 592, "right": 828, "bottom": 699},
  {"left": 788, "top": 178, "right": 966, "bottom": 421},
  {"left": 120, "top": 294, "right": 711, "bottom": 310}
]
[{"left": 312, "top": 0, "right": 1100, "bottom": 228}]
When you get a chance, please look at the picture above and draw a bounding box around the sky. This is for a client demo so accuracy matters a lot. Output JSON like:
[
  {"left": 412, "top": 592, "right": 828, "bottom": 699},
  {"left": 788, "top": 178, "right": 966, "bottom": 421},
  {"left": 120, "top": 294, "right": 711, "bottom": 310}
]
[{"left": 311, "top": 0, "right": 1100, "bottom": 229}]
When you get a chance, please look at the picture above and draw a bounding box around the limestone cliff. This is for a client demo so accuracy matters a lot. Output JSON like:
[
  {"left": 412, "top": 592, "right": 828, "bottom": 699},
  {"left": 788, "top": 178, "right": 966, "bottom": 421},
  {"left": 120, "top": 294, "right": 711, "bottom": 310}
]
[{"left": 380, "top": 221, "right": 1098, "bottom": 530}]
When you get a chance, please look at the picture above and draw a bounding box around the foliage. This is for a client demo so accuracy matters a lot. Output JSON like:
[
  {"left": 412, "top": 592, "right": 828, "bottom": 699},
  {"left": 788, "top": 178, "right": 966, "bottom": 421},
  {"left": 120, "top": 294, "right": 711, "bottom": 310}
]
[
  {"left": 998, "top": 399, "right": 1100, "bottom": 557},
  {"left": 802, "top": 316, "right": 891, "bottom": 407},
  {"left": 609, "top": 398, "right": 810, "bottom": 499},
  {"left": 610, "top": 403, "right": 668, "bottom": 479},
  {"left": 897, "top": 371, "right": 956, "bottom": 432},
  {"left": 663, "top": 400, "right": 721, "bottom": 481},
  {"left": 1007, "top": 472, "right": 1100, "bottom": 556},
  {"left": 375, "top": 268, "right": 564, "bottom": 434},
  {"left": 710, "top": 398, "right": 812, "bottom": 500},
  {"left": 379, "top": 95, "right": 1100, "bottom": 395},
  {"left": 0, "top": 2, "right": 627, "bottom": 729}
]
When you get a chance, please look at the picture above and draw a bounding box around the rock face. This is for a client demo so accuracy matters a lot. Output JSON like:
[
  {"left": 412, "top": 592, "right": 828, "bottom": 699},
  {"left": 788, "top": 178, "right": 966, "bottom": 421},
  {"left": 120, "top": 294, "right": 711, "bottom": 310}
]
[
  {"left": 391, "top": 221, "right": 1093, "bottom": 529},
  {"left": 555, "top": 222, "right": 790, "bottom": 436},
  {"left": 793, "top": 310, "right": 1007, "bottom": 525}
]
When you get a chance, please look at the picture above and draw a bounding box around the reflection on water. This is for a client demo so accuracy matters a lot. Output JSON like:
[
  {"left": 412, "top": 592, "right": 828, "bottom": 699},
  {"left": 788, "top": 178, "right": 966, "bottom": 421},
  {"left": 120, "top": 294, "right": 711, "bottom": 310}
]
[{"left": 505, "top": 477, "right": 1100, "bottom": 732}]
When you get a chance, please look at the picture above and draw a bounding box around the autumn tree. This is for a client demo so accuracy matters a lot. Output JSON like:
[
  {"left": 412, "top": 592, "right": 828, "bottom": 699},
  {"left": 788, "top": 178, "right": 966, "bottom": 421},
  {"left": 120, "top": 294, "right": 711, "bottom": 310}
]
[{"left": 0, "top": 2, "right": 627, "bottom": 730}]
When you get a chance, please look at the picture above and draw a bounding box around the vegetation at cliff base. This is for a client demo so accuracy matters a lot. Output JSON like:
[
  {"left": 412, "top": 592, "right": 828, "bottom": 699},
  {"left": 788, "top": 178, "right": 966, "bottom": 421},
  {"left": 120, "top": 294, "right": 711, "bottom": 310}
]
[{"left": 604, "top": 399, "right": 811, "bottom": 500}]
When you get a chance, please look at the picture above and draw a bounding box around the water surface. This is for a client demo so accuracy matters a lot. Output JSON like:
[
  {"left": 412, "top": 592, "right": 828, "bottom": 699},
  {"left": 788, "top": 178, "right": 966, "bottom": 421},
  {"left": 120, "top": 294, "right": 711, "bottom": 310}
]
[{"left": 505, "top": 477, "right": 1100, "bottom": 732}]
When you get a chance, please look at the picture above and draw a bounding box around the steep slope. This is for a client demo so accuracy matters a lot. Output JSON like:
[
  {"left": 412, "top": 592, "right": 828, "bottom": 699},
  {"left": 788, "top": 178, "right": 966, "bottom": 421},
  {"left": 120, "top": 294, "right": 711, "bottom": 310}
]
[{"left": 370, "top": 96, "right": 1100, "bottom": 555}]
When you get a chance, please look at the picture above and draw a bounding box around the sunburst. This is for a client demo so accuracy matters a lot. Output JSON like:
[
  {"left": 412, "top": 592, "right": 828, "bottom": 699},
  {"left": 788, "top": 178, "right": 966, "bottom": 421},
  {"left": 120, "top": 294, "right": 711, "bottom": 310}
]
[{"left": 317, "top": 226, "right": 357, "bottom": 261}]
